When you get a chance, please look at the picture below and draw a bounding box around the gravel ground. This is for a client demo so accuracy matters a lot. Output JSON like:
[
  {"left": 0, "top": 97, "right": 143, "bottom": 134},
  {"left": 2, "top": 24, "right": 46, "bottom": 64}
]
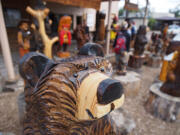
[{"left": 0, "top": 65, "right": 180, "bottom": 135}]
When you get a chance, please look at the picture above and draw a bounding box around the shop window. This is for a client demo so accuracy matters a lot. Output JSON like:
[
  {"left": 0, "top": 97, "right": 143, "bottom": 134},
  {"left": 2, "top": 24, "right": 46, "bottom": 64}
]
[{"left": 3, "top": 8, "right": 21, "bottom": 27}]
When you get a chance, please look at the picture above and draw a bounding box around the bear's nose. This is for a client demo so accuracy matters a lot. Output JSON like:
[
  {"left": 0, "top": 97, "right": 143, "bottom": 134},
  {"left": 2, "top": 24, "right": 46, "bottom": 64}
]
[{"left": 97, "top": 79, "right": 124, "bottom": 105}]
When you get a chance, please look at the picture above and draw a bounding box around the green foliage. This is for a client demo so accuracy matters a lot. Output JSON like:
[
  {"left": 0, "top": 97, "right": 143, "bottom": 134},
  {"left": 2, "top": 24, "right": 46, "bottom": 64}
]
[
  {"left": 148, "top": 18, "right": 156, "bottom": 30},
  {"left": 169, "top": 4, "right": 180, "bottom": 17},
  {"left": 119, "top": 8, "right": 124, "bottom": 17}
]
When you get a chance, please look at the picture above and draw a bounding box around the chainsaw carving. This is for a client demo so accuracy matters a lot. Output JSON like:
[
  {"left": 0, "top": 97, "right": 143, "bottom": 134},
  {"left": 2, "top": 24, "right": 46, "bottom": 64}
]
[
  {"left": 150, "top": 33, "right": 163, "bottom": 56},
  {"left": 159, "top": 41, "right": 180, "bottom": 97},
  {"left": 145, "top": 41, "right": 180, "bottom": 122},
  {"left": 57, "top": 16, "right": 72, "bottom": 58},
  {"left": 128, "top": 25, "right": 147, "bottom": 69},
  {"left": 26, "top": 1, "right": 58, "bottom": 58},
  {"left": 19, "top": 43, "right": 132, "bottom": 134}
]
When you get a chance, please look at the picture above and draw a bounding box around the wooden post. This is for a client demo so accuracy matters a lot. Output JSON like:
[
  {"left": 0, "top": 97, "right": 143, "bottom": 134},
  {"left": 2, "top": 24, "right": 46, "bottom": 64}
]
[
  {"left": 0, "top": 0, "right": 16, "bottom": 81},
  {"left": 106, "top": 0, "right": 112, "bottom": 56},
  {"left": 73, "top": 14, "right": 77, "bottom": 30}
]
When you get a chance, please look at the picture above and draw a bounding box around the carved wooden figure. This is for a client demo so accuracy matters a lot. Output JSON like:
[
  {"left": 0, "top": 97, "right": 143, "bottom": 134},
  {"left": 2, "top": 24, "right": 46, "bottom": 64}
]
[
  {"left": 159, "top": 41, "right": 180, "bottom": 97},
  {"left": 128, "top": 25, "right": 147, "bottom": 69},
  {"left": 57, "top": 16, "right": 72, "bottom": 58},
  {"left": 26, "top": 5, "right": 58, "bottom": 58},
  {"left": 146, "top": 41, "right": 180, "bottom": 122},
  {"left": 17, "top": 20, "right": 31, "bottom": 57},
  {"left": 19, "top": 43, "right": 134, "bottom": 135},
  {"left": 134, "top": 25, "right": 147, "bottom": 56}
]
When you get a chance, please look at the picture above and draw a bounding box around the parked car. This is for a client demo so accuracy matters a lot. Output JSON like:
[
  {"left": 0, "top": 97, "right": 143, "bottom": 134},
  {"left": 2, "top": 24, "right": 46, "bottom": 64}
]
[{"left": 168, "top": 24, "right": 180, "bottom": 35}]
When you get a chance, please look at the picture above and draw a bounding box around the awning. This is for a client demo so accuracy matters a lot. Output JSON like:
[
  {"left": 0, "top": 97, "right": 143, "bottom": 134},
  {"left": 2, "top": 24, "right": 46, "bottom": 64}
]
[
  {"left": 44, "top": 0, "right": 120, "bottom": 10},
  {"left": 44, "top": 0, "right": 101, "bottom": 10}
]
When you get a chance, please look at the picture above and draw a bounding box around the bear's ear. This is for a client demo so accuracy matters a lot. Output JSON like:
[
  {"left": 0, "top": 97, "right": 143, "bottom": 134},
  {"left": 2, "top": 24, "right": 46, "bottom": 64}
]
[
  {"left": 19, "top": 52, "right": 55, "bottom": 87},
  {"left": 78, "top": 43, "right": 104, "bottom": 57}
]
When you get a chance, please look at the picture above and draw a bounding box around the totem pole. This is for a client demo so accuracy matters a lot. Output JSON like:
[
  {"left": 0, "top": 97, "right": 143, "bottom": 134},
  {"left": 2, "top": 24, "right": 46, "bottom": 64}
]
[
  {"left": 26, "top": 0, "right": 58, "bottom": 58},
  {"left": 19, "top": 44, "right": 135, "bottom": 135},
  {"left": 128, "top": 25, "right": 147, "bottom": 69}
]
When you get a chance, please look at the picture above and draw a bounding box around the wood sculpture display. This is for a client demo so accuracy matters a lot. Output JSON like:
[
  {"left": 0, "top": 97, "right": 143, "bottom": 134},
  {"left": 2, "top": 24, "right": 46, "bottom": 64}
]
[
  {"left": 19, "top": 51, "right": 129, "bottom": 135},
  {"left": 128, "top": 25, "right": 148, "bottom": 69},
  {"left": 26, "top": 1, "right": 58, "bottom": 58},
  {"left": 146, "top": 41, "right": 180, "bottom": 122},
  {"left": 159, "top": 41, "right": 180, "bottom": 97}
]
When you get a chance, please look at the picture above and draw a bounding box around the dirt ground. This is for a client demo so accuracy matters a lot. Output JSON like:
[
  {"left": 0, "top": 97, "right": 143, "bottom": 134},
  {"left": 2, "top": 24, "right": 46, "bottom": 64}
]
[{"left": 0, "top": 66, "right": 180, "bottom": 135}]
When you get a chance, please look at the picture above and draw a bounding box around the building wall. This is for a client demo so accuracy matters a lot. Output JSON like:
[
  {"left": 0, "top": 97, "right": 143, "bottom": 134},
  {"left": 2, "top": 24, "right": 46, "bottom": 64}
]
[
  {"left": 46, "top": 2, "right": 96, "bottom": 31},
  {"left": 151, "top": 12, "right": 175, "bottom": 19},
  {"left": 47, "top": 1, "right": 120, "bottom": 31},
  {"left": 100, "top": 1, "right": 119, "bottom": 25}
]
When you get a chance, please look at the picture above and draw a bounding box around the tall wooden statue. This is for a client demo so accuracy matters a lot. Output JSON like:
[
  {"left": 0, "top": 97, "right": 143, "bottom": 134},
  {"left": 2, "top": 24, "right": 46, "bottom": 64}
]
[
  {"left": 26, "top": 0, "right": 58, "bottom": 58},
  {"left": 128, "top": 25, "right": 148, "bottom": 69},
  {"left": 19, "top": 44, "right": 135, "bottom": 135}
]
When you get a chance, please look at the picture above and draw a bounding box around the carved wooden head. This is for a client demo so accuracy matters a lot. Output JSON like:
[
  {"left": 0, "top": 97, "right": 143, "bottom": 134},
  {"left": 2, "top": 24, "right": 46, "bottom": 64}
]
[{"left": 20, "top": 44, "right": 125, "bottom": 134}]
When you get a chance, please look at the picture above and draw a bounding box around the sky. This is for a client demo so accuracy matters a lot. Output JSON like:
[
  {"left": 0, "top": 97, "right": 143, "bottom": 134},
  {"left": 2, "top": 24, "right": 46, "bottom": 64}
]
[{"left": 118, "top": 0, "right": 180, "bottom": 13}]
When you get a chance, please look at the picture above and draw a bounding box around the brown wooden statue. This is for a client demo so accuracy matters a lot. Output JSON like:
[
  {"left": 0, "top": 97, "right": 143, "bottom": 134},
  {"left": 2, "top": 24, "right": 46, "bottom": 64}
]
[
  {"left": 128, "top": 25, "right": 147, "bottom": 69},
  {"left": 145, "top": 41, "right": 180, "bottom": 122},
  {"left": 17, "top": 20, "right": 31, "bottom": 58},
  {"left": 19, "top": 43, "right": 136, "bottom": 134},
  {"left": 134, "top": 25, "right": 148, "bottom": 56},
  {"left": 149, "top": 33, "right": 163, "bottom": 56},
  {"left": 159, "top": 41, "right": 180, "bottom": 97},
  {"left": 26, "top": 1, "right": 58, "bottom": 58}
]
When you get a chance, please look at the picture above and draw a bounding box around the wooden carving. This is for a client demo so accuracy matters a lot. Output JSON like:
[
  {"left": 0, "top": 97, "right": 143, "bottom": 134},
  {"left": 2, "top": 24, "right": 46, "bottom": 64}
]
[
  {"left": 128, "top": 25, "right": 147, "bottom": 69},
  {"left": 134, "top": 25, "right": 147, "bottom": 56},
  {"left": 17, "top": 20, "right": 31, "bottom": 57},
  {"left": 159, "top": 41, "right": 180, "bottom": 97},
  {"left": 26, "top": 5, "right": 58, "bottom": 58},
  {"left": 19, "top": 49, "right": 129, "bottom": 134},
  {"left": 150, "top": 33, "right": 163, "bottom": 56},
  {"left": 146, "top": 41, "right": 180, "bottom": 121}
]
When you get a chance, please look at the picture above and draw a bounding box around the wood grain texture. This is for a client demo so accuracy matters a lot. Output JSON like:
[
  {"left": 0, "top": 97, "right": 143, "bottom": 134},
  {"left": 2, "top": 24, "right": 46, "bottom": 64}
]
[
  {"left": 26, "top": 6, "right": 58, "bottom": 58},
  {"left": 22, "top": 54, "right": 127, "bottom": 135}
]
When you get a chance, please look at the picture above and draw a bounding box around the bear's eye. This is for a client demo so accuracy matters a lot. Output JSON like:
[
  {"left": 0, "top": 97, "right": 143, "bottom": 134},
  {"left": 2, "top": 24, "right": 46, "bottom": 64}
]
[{"left": 100, "top": 67, "right": 105, "bottom": 72}]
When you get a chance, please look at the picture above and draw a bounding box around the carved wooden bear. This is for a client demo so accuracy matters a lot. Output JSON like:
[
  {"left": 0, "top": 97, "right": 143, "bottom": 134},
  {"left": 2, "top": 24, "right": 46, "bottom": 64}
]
[
  {"left": 134, "top": 25, "right": 148, "bottom": 56},
  {"left": 19, "top": 46, "right": 128, "bottom": 134},
  {"left": 160, "top": 41, "right": 180, "bottom": 97}
]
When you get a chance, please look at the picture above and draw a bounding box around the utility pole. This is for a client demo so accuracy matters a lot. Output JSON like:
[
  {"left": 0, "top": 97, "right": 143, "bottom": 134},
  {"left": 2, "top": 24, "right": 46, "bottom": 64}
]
[{"left": 143, "top": 0, "right": 149, "bottom": 25}]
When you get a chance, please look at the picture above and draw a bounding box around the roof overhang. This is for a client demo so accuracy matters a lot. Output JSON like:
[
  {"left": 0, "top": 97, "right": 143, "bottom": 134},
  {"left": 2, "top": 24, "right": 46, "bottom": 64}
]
[{"left": 44, "top": 0, "right": 120, "bottom": 10}]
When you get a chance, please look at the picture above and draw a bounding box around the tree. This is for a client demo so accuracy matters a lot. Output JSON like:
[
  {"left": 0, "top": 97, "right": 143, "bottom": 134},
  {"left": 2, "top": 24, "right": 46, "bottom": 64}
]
[
  {"left": 118, "top": 8, "right": 124, "bottom": 17},
  {"left": 148, "top": 18, "right": 156, "bottom": 30},
  {"left": 169, "top": 4, "right": 180, "bottom": 17}
]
